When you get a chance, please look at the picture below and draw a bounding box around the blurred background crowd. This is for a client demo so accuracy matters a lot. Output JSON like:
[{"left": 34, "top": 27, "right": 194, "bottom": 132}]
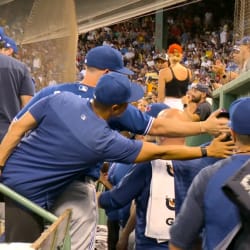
[{"left": 0, "top": 0, "right": 248, "bottom": 104}]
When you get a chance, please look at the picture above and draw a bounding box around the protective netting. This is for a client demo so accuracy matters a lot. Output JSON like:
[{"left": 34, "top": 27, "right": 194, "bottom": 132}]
[
  {"left": 233, "top": 0, "right": 250, "bottom": 40},
  {"left": 0, "top": 0, "right": 78, "bottom": 90}
]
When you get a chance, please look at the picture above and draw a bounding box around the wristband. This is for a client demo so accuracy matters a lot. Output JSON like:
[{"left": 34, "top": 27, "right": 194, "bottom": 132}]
[{"left": 200, "top": 146, "right": 207, "bottom": 157}]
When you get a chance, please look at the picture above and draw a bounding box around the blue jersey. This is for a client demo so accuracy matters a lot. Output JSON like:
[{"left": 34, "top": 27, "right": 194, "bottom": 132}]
[
  {"left": 2, "top": 92, "right": 143, "bottom": 208},
  {"left": 106, "top": 163, "right": 135, "bottom": 226},
  {"left": 173, "top": 156, "right": 221, "bottom": 214},
  {"left": 16, "top": 82, "right": 153, "bottom": 134},
  {"left": 99, "top": 162, "right": 169, "bottom": 250},
  {"left": 16, "top": 82, "right": 153, "bottom": 179},
  {"left": 170, "top": 155, "right": 250, "bottom": 250}
]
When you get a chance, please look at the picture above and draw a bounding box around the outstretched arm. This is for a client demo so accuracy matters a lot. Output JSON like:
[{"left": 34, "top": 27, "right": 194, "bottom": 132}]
[
  {"left": 149, "top": 109, "right": 230, "bottom": 137},
  {"left": 134, "top": 133, "right": 235, "bottom": 163}
]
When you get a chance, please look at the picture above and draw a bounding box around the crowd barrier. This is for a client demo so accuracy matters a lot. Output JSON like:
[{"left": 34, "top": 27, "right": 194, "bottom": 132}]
[{"left": 0, "top": 184, "right": 71, "bottom": 250}]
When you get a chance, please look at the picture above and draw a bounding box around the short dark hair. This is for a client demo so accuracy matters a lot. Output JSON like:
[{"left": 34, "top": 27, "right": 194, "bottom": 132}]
[{"left": 0, "top": 41, "right": 5, "bottom": 49}]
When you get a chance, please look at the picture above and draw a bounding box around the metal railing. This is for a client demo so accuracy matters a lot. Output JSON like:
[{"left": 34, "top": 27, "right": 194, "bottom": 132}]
[{"left": 0, "top": 183, "right": 71, "bottom": 249}]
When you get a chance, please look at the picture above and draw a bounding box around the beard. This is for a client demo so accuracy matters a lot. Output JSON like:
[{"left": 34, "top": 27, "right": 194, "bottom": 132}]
[{"left": 192, "top": 95, "right": 201, "bottom": 103}]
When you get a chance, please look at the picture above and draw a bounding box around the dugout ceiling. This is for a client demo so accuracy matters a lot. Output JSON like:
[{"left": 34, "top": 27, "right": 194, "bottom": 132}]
[
  {"left": 0, "top": 0, "right": 189, "bottom": 35},
  {"left": 75, "top": 0, "right": 188, "bottom": 33}
]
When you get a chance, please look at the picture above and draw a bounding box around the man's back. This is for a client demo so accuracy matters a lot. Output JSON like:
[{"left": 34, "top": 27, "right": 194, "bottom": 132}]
[
  {"left": 2, "top": 92, "right": 142, "bottom": 208},
  {"left": 0, "top": 54, "right": 34, "bottom": 141}
]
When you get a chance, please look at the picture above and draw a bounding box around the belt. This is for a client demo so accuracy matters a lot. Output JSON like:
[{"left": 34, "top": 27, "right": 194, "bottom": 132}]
[{"left": 76, "top": 175, "right": 96, "bottom": 183}]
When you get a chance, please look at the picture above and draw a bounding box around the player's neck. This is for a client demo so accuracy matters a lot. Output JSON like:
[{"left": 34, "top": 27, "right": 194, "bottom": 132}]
[
  {"left": 90, "top": 100, "right": 111, "bottom": 121},
  {"left": 81, "top": 75, "right": 98, "bottom": 87}
]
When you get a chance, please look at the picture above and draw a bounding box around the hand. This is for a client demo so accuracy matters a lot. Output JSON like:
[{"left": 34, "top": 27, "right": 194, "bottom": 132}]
[
  {"left": 202, "top": 109, "right": 230, "bottom": 135},
  {"left": 116, "top": 233, "right": 129, "bottom": 250},
  {"left": 181, "top": 95, "right": 191, "bottom": 105},
  {"left": 98, "top": 171, "right": 108, "bottom": 184},
  {"left": 207, "top": 133, "right": 236, "bottom": 158}
]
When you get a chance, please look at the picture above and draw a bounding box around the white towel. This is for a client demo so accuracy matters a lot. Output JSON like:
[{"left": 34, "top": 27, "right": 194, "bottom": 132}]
[{"left": 145, "top": 159, "right": 175, "bottom": 243}]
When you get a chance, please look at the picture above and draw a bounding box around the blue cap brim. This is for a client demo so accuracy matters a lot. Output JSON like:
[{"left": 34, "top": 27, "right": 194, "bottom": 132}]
[
  {"left": 127, "top": 82, "right": 145, "bottom": 103},
  {"left": 115, "top": 67, "right": 134, "bottom": 75},
  {"left": 0, "top": 27, "right": 4, "bottom": 36}
]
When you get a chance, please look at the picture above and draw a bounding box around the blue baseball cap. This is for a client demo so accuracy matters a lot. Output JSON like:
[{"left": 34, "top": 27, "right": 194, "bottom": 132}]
[
  {"left": 85, "top": 46, "right": 134, "bottom": 75},
  {"left": 3, "top": 36, "right": 18, "bottom": 54},
  {"left": 229, "top": 97, "right": 250, "bottom": 134},
  {"left": 0, "top": 27, "right": 5, "bottom": 41},
  {"left": 93, "top": 72, "right": 144, "bottom": 105},
  {"left": 145, "top": 103, "right": 170, "bottom": 117},
  {"left": 192, "top": 83, "right": 212, "bottom": 97},
  {"left": 236, "top": 36, "right": 250, "bottom": 46}
]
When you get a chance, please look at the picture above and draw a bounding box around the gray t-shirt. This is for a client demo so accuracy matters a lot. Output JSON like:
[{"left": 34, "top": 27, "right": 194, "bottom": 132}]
[{"left": 0, "top": 54, "right": 34, "bottom": 141}]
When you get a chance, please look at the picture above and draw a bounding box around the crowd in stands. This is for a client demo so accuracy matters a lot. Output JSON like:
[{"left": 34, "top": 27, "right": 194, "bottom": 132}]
[
  {"left": 0, "top": 0, "right": 244, "bottom": 99},
  {"left": 1, "top": 1, "right": 250, "bottom": 249},
  {"left": 75, "top": 2, "right": 240, "bottom": 101}
]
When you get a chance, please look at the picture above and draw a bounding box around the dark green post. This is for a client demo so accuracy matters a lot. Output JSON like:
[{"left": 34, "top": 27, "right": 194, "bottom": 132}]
[{"left": 155, "top": 9, "right": 168, "bottom": 52}]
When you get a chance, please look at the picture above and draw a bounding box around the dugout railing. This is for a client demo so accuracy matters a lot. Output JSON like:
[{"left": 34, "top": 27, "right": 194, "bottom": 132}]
[{"left": 0, "top": 183, "right": 71, "bottom": 250}]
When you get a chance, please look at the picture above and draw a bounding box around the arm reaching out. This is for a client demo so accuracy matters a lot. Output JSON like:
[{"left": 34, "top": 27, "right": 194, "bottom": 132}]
[
  {"left": 134, "top": 133, "right": 235, "bottom": 163},
  {"left": 149, "top": 109, "right": 230, "bottom": 137}
]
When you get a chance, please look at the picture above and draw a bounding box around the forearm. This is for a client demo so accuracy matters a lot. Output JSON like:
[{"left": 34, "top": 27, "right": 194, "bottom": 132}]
[
  {"left": 157, "top": 74, "right": 165, "bottom": 102},
  {"left": 135, "top": 143, "right": 204, "bottom": 162},
  {"left": 135, "top": 137, "right": 234, "bottom": 162},
  {"left": 149, "top": 117, "right": 204, "bottom": 137},
  {"left": 169, "top": 243, "right": 183, "bottom": 250},
  {"left": 157, "top": 90, "right": 165, "bottom": 103},
  {"left": 160, "top": 145, "right": 204, "bottom": 160},
  {"left": 117, "top": 202, "right": 136, "bottom": 250},
  {"left": 99, "top": 178, "right": 113, "bottom": 190},
  {"left": 0, "top": 123, "right": 24, "bottom": 166},
  {"left": 122, "top": 202, "right": 136, "bottom": 236}
]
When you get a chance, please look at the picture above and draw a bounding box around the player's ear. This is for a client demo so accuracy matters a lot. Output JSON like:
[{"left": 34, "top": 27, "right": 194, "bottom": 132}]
[{"left": 111, "top": 103, "right": 128, "bottom": 116}]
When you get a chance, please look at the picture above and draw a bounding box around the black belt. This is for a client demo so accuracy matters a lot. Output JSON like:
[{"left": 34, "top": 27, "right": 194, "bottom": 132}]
[{"left": 76, "top": 175, "right": 96, "bottom": 183}]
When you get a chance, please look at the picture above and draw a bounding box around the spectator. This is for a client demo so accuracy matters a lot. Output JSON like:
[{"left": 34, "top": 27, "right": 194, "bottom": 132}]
[
  {"left": 0, "top": 39, "right": 34, "bottom": 237},
  {"left": 153, "top": 53, "right": 169, "bottom": 71},
  {"left": 235, "top": 36, "right": 250, "bottom": 73},
  {"left": 0, "top": 72, "right": 233, "bottom": 249},
  {"left": 0, "top": 53, "right": 34, "bottom": 142},
  {"left": 157, "top": 43, "right": 192, "bottom": 110},
  {"left": 169, "top": 97, "right": 250, "bottom": 250},
  {"left": 0, "top": 35, "right": 18, "bottom": 57},
  {"left": 182, "top": 83, "right": 212, "bottom": 121}
]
